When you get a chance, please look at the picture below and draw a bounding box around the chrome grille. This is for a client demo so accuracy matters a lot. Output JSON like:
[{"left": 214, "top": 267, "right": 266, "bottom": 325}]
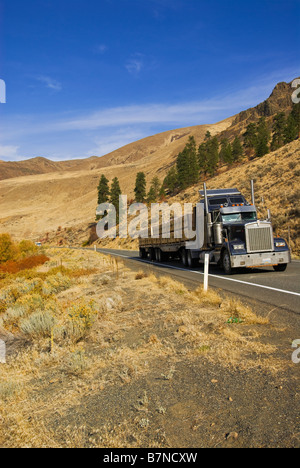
[{"left": 246, "top": 225, "right": 273, "bottom": 253}]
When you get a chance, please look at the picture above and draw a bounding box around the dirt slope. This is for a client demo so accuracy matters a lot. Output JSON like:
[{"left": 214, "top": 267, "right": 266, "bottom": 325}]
[{"left": 0, "top": 119, "right": 232, "bottom": 239}]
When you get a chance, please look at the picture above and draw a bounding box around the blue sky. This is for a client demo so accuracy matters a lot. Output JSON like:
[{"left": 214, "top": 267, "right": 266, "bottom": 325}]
[{"left": 0, "top": 0, "right": 299, "bottom": 161}]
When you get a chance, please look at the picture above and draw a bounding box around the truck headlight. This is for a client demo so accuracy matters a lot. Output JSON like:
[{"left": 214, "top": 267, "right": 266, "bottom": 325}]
[
  {"left": 275, "top": 241, "right": 286, "bottom": 247},
  {"left": 233, "top": 244, "right": 245, "bottom": 250}
]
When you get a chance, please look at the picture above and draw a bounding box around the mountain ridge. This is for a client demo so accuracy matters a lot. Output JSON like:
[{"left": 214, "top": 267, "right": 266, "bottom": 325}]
[{"left": 0, "top": 78, "right": 297, "bottom": 182}]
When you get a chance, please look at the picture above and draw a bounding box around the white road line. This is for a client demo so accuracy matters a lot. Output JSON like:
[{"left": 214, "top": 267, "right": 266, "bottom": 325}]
[{"left": 97, "top": 250, "right": 300, "bottom": 298}]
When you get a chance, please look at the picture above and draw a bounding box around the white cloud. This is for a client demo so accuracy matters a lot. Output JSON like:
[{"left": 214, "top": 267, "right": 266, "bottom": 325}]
[
  {"left": 86, "top": 128, "right": 147, "bottom": 157},
  {"left": 1, "top": 67, "right": 298, "bottom": 161},
  {"left": 0, "top": 144, "right": 22, "bottom": 160},
  {"left": 46, "top": 82, "right": 276, "bottom": 133},
  {"left": 95, "top": 44, "right": 108, "bottom": 54},
  {"left": 126, "top": 54, "right": 144, "bottom": 75},
  {"left": 36, "top": 75, "right": 62, "bottom": 91}
]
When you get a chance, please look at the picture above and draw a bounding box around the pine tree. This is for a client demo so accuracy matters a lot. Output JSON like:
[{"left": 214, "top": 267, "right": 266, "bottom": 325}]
[
  {"left": 147, "top": 176, "right": 161, "bottom": 203},
  {"left": 186, "top": 136, "right": 199, "bottom": 185},
  {"left": 205, "top": 131, "right": 211, "bottom": 141},
  {"left": 110, "top": 177, "right": 122, "bottom": 222},
  {"left": 243, "top": 123, "right": 258, "bottom": 157},
  {"left": 291, "top": 102, "right": 300, "bottom": 138},
  {"left": 97, "top": 174, "right": 110, "bottom": 205},
  {"left": 271, "top": 113, "right": 286, "bottom": 151},
  {"left": 134, "top": 172, "right": 147, "bottom": 203},
  {"left": 219, "top": 138, "right": 233, "bottom": 165},
  {"left": 162, "top": 167, "right": 179, "bottom": 196},
  {"left": 198, "top": 142, "right": 209, "bottom": 175},
  {"left": 232, "top": 136, "right": 244, "bottom": 162},
  {"left": 284, "top": 103, "right": 300, "bottom": 143},
  {"left": 158, "top": 184, "right": 166, "bottom": 200},
  {"left": 176, "top": 149, "right": 189, "bottom": 189},
  {"left": 176, "top": 136, "right": 199, "bottom": 190},
  {"left": 255, "top": 117, "right": 270, "bottom": 157},
  {"left": 206, "top": 136, "right": 219, "bottom": 176},
  {"left": 284, "top": 114, "right": 298, "bottom": 143}
]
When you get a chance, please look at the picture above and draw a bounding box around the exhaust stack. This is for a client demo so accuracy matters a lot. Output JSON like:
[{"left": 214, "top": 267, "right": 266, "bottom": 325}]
[
  {"left": 203, "top": 183, "right": 209, "bottom": 214},
  {"left": 251, "top": 180, "right": 255, "bottom": 206},
  {"left": 203, "top": 183, "right": 212, "bottom": 245}
]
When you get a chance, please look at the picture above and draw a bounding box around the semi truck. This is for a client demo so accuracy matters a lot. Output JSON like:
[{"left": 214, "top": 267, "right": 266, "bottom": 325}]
[{"left": 139, "top": 181, "right": 291, "bottom": 274}]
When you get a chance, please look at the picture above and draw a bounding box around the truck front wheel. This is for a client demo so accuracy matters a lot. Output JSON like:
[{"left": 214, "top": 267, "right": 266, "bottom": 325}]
[
  {"left": 222, "top": 250, "right": 232, "bottom": 275},
  {"left": 273, "top": 264, "right": 287, "bottom": 272}
]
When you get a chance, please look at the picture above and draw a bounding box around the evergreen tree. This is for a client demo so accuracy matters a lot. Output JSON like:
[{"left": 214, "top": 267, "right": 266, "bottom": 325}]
[
  {"left": 284, "top": 114, "right": 298, "bottom": 143},
  {"left": 186, "top": 136, "right": 199, "bottom": 184},
  {"left": 232, "top": 136, "right": 244, "bottom": 162},
  {"left": 176, "top": 136, "right": 199, "bottom": 190},
  {"left": 271, "top": 112, "right": 286, "bottom": 151},
  {"left": 158, "top": 184, "right": 166, "bottom": 200},
  {"left": 255, "top": 117, "right": 270, "bottom": 157},
  {"left": 134, "top": 172, "right": 147, "bottom": 203},
  {"left": 176, "top": 149, "right": 189, "bottom": 189},
  {"left": 291, "top": 102, "right": 300, "bottom": 138},
  {"left": 162, "top": 167, "right": 179, "bottom": 196},
  {"left": 243, "top": 123, "right": 257, "bottom": 156},
  {"left": 206, "top": 136, "right": 219, "bottom": 176},
  {"left": 219, "top": 138, "right": 233, "bottom": 165},
  {"left": 198, "top": 142, "right": 209, "bottom": 175},
  {"left": 110, "top": 177, "right": 122, "bottom": 222},
  {"left": 283, "top": 103, "right": 300, "bottom": 144},
  {"left": 97, "top": 174, "right": 110, "bottom": 205},
  {"left": 205, "top": 131, "right": 211, "bottom": 141},
  {"left": 198, "top": 134, "right": 219, "bottom": 176},
  {"left": 147, "top": 176, "right": 161, "bottom": 203}
]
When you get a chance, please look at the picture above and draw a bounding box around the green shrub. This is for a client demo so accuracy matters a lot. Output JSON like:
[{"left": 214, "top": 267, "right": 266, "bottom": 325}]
[
  {"left": 0, "top": 234, "right": 18, "bottom": 264},
  {"left": 18, "top": 240, "right": 38, "bottom": 258},
  {"left": 0, "top": 380, "right": 21, "bottom": 400},
  {"left": 20, "top": 310, "right": 56, "bottom": 339}
]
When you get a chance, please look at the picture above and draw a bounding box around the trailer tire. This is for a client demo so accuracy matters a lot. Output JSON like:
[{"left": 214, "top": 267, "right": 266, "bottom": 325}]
[
  {"left": 149, "top": 248, "right": 155, "bottom": 262},
  {"left": 180, "top": 248, "right": 188, "bottom": 267},
  {"left": 222, "top": 250, "right": 232, "bottom": 275},
  {"left": 139, "top": 248, "right": 147, "bottom": 259},
  {"left": 155, "top": 248, "right": 162, "bottom": 262},
  {"left": 187, "top": 249, "right": 196, "bottom": 268}
]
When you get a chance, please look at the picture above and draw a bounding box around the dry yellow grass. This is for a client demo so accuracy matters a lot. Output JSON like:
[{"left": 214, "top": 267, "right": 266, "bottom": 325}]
[{"left": 0, "top": 248, "right": 294, "bottom": 448}]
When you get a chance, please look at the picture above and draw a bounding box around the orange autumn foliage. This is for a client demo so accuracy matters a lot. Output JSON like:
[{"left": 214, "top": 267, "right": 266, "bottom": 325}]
[{"left": 0, "top": 255, "right": 49, "bottom": 274}]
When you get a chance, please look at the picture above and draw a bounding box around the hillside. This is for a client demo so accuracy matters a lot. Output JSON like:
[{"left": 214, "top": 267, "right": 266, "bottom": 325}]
[
  {"left": 170, "top": 139, "right": 300, "bottom": 255},
  {"left": 0, "top": 79, "right": 299, "bottom": 252},
  {"left": 0, "top": 119, "right": 233, "bottom": 182},
  {"left": 0, "top": 119, "right": 233, "bottom": 239},
  {"left": 41, "top": 139, "right": 300, "bottom": 257}
]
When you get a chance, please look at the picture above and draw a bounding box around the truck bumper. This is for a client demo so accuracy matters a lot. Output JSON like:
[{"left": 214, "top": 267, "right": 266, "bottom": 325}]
[{"left": 231, "top": 250, "right": 291, "bottom": 269}]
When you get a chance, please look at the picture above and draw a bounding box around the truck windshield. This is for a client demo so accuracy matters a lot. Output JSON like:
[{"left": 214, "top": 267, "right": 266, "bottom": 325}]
[{"left": 222, "top": 212, "right": 257, "bottom": 223}]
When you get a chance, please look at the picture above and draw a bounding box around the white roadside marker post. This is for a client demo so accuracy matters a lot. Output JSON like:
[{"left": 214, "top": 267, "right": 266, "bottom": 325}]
[
  {"left": 204, "top": 253, "right": 209, "bottom": 292},
  {"left": 0, "top": 339, "right": 6, "bottom": 364}
]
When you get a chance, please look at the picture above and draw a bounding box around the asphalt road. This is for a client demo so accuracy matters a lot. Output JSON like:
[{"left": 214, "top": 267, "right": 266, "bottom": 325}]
[{"left": 94, "top": 247, "right": 300, "bottom": 316}]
